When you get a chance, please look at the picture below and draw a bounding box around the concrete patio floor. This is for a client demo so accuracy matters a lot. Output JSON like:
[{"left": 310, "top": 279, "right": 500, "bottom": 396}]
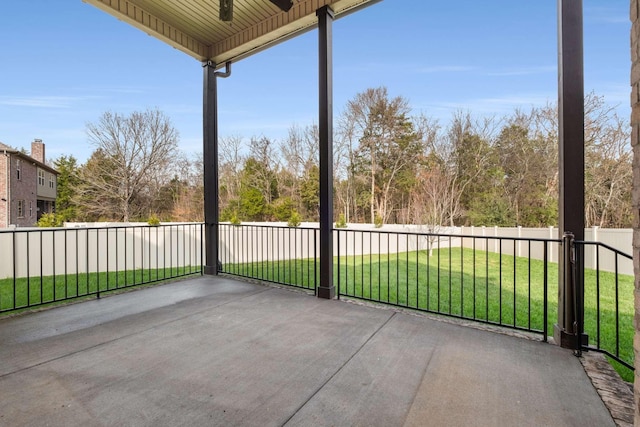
[{"left": 0, "top": 276, "right": 616, "bottom": 426}]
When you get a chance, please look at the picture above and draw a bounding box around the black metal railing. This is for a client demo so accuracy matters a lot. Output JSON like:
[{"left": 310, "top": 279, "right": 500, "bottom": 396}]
[
  {"left": 211, "top": 224, "right": 635, "bottom": 378},
  {"left": 335, "top": 228, "right": 560, "bottom": 338},
  {"left": 10, "top": 221, "right": 629, "bottom": 377},
  {"left": 575, "top": 240, "right": 634, "bottom": 373},
  {"left": 218, "top": 223, "right": 319, "bottom": 292},
  {"left": 0, "top": 223, "right": 203, "bottom": 313}
]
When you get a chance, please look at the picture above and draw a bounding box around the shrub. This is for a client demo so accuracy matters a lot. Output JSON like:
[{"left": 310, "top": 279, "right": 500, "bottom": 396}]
[
  {"left": 374, "top": 214, "right": 383, "bottom": 228},
  {"left": 147, "top": 214, "right": 161, "bottom": 226},
  {"left": 272, "top": 197, "right": 295, "bottom": 221},
  {"left": 287, "top": 210, "right": 301, "bottom": 227},
  {"left": 230, "top": 212, "right": 241, "bottom": 226},
  {"left": 335, "top": 213, "right": 347, "bottom": 229},
  {"left": 37, "top": 212, "right": 63, "bottom": 228}
]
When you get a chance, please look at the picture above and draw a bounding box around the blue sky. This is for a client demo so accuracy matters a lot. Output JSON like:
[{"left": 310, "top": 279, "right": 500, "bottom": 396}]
[{"left": 0, "top": 1, "right": 630, "bottom": 163}]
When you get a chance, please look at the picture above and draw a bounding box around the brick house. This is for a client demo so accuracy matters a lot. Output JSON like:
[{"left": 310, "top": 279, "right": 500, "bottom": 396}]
[{"left": 0, "top": 140, "right": 58, "bottom": 228}]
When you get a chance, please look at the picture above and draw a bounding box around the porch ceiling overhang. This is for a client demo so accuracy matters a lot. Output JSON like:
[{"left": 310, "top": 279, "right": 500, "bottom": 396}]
[{"left": 83, "top": 0, "right": 378, "bottom": 67}]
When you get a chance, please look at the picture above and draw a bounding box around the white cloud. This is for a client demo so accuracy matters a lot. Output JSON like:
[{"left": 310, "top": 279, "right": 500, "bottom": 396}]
[
  {"left": 417, "top": 65, "right": 476, "bottom": 74},
  {"left": 488, "top": 66, "right": 556, "bottom": 77},
  {"left": 178, "top": 137, "right": 203, "bottom": 153},
  {"left": 585, "top": 7, "right": 628, "bottom": 25},
  {"left": 166, "top": 104, "right": 201, "bottom": 115},
  {"left": 0, "top": 96, "right": 89, "bottom": 109},
  {"left": 98, "top": 87, "right": 146, "bottom": 94},
  {"left": 592, "top": 83, "right": 629, "bottom": 106},
  {"left": 338, "top": 63, "right": 476, "bottom": 75},
  {"left": 416, "top": 93, "right": 555, "bottom": 119}
]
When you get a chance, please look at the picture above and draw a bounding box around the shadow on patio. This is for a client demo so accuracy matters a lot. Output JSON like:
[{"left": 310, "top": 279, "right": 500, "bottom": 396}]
[{"left": 0, "top": 276, "right": 615, "bottom": 426}]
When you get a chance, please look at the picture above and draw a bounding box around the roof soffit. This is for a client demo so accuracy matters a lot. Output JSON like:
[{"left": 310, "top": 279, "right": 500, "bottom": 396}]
[{"left": 83, "top": 0, "right": 378, "bottom": 66}]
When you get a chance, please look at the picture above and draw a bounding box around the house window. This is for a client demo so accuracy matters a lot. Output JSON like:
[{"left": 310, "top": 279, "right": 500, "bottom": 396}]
[
  {"left": 38, "top": 170, "right": 45, "bottom": 186},
  {"left": 17, "top": 200, "right": 24, "bottom": 218},
  {"left": 16, "top": 159, "right": 21, "bottom": 180},
  {"left": 49, "top": 175, "right": 54, "bottom": 189}
]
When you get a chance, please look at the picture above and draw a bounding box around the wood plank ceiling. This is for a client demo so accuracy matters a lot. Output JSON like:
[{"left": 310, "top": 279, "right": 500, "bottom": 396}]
[{"left": 83, "top": 0, "right": 378, "bottom": 67}]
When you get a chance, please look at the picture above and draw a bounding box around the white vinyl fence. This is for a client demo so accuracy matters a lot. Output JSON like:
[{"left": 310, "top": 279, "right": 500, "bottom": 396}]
[
  {"left": 219, "top": 223, "right": 632, "bottom": 276},
  {"left": 459, "top": 226, "right": 633, "bottom": 276},
  {"left": 0, "top": 222, "right": 631, "bottom": 280},
  {"left": 218, "top": 223, "right": 461, "bottom": 266},
  {"left": 0, "top": 223, "right": 203, "bottom": 280}
]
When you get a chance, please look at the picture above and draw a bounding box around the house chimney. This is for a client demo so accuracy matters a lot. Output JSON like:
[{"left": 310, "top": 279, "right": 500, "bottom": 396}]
[{"left": 31, "top": 139, "right": 45, "bottom": 164}]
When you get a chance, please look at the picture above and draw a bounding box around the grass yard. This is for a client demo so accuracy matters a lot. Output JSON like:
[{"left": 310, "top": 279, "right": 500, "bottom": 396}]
[
  {"left": 223, "top": 247, "right": 634, "bottom": 382},
  {"left": 0, "top": 266, "right": 201, "bottom": 314}
]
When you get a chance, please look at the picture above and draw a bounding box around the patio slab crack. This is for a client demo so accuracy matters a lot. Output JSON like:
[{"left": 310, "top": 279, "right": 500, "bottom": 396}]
[{"left": 282, "top": 311, "right": 397, "bottom": 425}]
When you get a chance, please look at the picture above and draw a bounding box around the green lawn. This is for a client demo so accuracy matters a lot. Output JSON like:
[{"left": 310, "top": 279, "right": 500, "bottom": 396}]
[
  {"left": 0, "top": 266, "right": 201, "bottom": 314},
  {"left": 224, "top": 247, "right": 634, "bottom": 382}
]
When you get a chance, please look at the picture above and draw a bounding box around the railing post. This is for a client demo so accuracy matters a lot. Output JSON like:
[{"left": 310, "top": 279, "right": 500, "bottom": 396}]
[
  {"left": 555, "top": 232, "right": 587, "bottom": 349},
  {"left": 203, "top": 61, "right": 231, "bottom": 276},
  {"left": 555, "top": 0, "right": 586, "bottom": 350},
  {"left": 203, "top": 62, "right": 219, "bottom": 275},
  {"left": 316, "top": 5, "right": 335, "bottom": 299}
]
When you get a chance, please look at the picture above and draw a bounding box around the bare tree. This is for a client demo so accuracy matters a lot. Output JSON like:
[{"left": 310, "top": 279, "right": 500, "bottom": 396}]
[
  {"left": 410, "top": 116, "right": 463, "bottom": 252},
  {"left": 344, "top": 87, "right": 423, "bottom": 223},
  {"left": 76, "top": 109, "right": 178, "bottom": 221},
  {"left": 426, "top": 111, "right": 500, "bottom": 225},
  {"left": 247, "top": 136, "right": 279, "bottom": 206},
  {"left": 411, "top": 165, "right": 462, "bottom": 255},
  {"left": 530, "top": 94, "right": 631, "bottom": 228},
  {"left": 335, "top": 111, "right": 358, "bottom": 222},
  {"left": 171, "top": 153, "right": 204, "bottom": 221},
  {"left": 280, "top": 124, "right": 319, "bottom": 218},
  {"left": 585, "top": 110, "right": 632, "bottom": 227},
  {"left": 219, "top": 135, "right": 245, "bottom": 215}
]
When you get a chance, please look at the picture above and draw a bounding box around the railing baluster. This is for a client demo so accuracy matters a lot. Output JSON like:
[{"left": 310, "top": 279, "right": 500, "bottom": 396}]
[
  {"left": 105, "top": 228, "right": 110, "bottom": 290},
  {"left": 473, "top": 237, "right": 476, "bottom": 319},
  {"left": 96, "top": 229, "right": 100, "bottom": 298},
  {"left": 378, "top": 233, "right": 382, "bottom": 303},
  {"left": 513, "top": 239, "right": 516, "bottom": 328},
  {"left": 437, "top": 234, "right": 440, "bottom": 312},
  {"left": 499, "top": 239, "right": 503, "bottom": 325},
  {"left": 527, "top": 240, "right": 531, "bottom": 330},
  {"left": 485, "top": 237, "right": 489, "bottom": 322},
  {"left": 86, "top": 228, "right": 90, "bottom": 295},
  {"left": 543, "top": 242, "right": 548, "bottom": 342},
  {"left": 596, "top": 244, "right": 601, "bottom": 349},
  {"left": 396, "top": 233, "right": 399, "bottom": 305},
  {"left": 461, "top": 236, "right": 464, "bottom": 317},
  {"left": 448, "top": 237, "right": 452, "bottom": 314},
  {"left": 115, "top": 228, "right": 120, "bottom": 289},
  {"left": 405, "top": 233, "right": 408, "bottom": 307},
  {"left": 369, "top": 231, "right": 372, "bottom": 300},
  {"left": 615, "top": 254, "right": 619, "bottom": 359},
  {"left": 52, "top": 231, "right": 56, "bottom": 301},
  {"left": 39, "top": 231, "right": 43, "bottom": 302},
  {"left": 426, "top": 233, "right": 430, "bottom": 311},
  {"left": 11, "top": 231, "right": 16, "bottom": 309},
  {"left": 75, "top": 229, "right": 79, "bottom": 297},
  {"left": 27, "top": 232, "right": 30, "bottom": 306},
  {"left": 415, "top": 234, "right": 419, "bottom": 309}
]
